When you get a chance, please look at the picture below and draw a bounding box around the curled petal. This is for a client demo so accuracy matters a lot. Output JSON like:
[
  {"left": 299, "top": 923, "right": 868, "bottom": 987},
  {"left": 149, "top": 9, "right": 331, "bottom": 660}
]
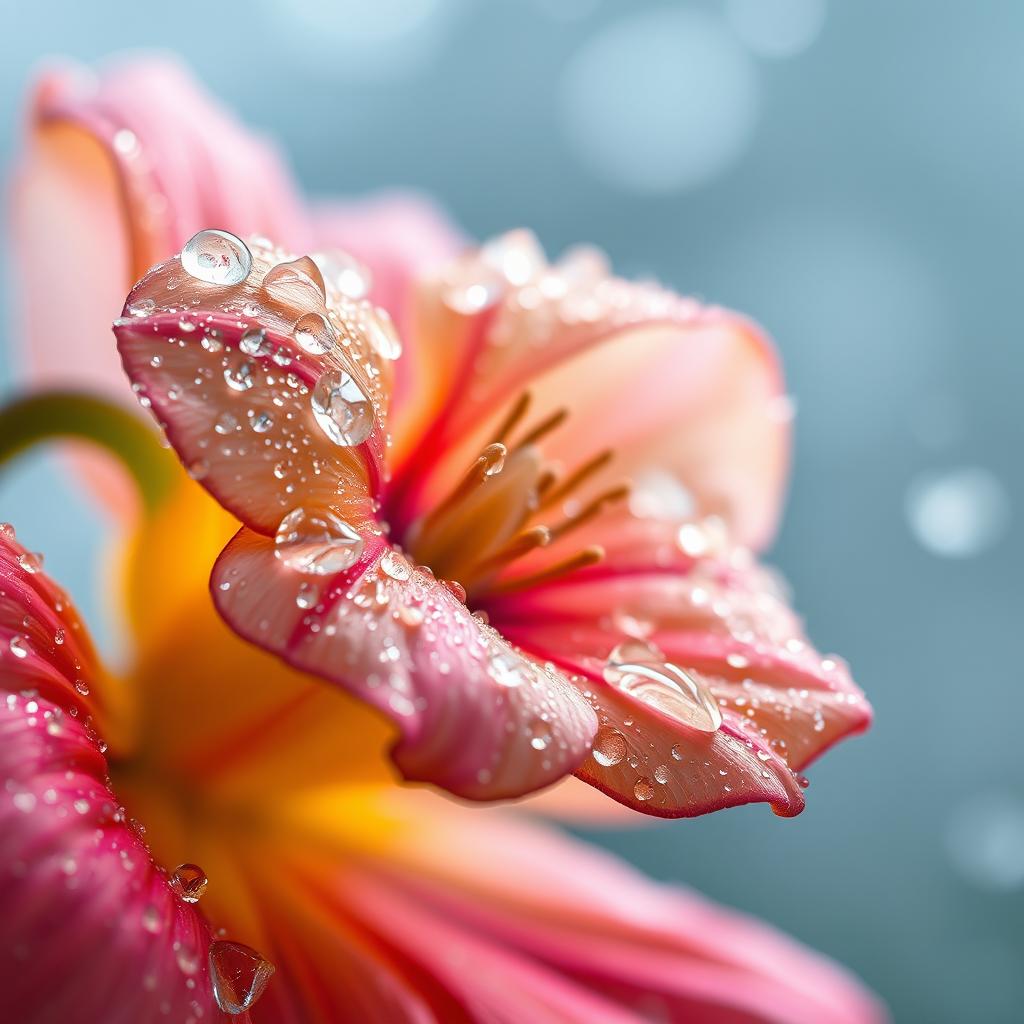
[
  {"left": 114, "top": 238, "right": 394, "bottom": 532},
  {"left": 489, "top": 539, "right": 869, "bottom": 817},
  {"left": 0, "top": 529, "right": 228, "bottom": 1023},
  {"left": 211, "top": 528, "right": 597, "bottom": 800}
]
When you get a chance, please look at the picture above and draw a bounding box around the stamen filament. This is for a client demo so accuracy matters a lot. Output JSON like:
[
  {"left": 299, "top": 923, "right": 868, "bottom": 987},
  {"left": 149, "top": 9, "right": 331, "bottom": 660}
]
[
  {"left": 538, "top": 449, "right": 614, "bottom": 510},
  {"left": 547, "top": 483, "right": 630, "bottom": 543},
  {"left": 487, "top": 545, "right": 605, "bottom": 594},
  {"left": 491, "top": 390, "right": 532, "bottom": 445},
  {"left": 512, "top": 407, "right": 569, "bottom": 451}
]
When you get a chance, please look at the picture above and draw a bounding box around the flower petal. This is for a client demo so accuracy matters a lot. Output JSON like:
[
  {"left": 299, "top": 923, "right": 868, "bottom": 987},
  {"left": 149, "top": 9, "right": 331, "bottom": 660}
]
[
  {"left": 114, "top": 238, "right": 391, "bottom": 533},
  {"left": 284, "top": 789, "right": 886, "bottom": 1024},
  {"left": 488, "top": 536, "right": 870, "bottom": 817},
  {"left": 211, "top": 527, "right": 597, "bottom": 801},
  {"left": 12, "top": 56, "right": 312, "bottom": 405},
  {"left": 391, "top": 231, "right": 788, "bottom": 550},
  {"left": 0, "top": 528, "right": 228, "bottom": 1023}
]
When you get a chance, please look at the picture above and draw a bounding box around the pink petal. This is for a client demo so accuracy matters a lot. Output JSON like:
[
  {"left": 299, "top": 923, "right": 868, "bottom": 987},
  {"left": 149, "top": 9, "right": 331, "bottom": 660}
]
[
  {"left": 0, "top": 528, "right": 228, "bottom": 1023},
  {"left": 11, "top": 56, "right": 312, "bottom": 405},
  {"left": 114, "top": 239, "right": 389, "bottom": 533},
  {"left": 211, "top": 528, "right": 597, "bottom": 800},
  {"left": 487, "top": 536, "right": 870, "bottom": 817},
  {"left": 305, "top": 792, "right": 887, "bottom": 1024},
  {"left": 389, "top": 231, "right": 788, "bottom": 551}
]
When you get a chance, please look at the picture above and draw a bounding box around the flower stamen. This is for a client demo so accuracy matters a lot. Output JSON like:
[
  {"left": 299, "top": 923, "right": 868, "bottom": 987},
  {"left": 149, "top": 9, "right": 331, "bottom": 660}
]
[{"left": 486, "top": 545, "right": 605, "bottom": 595}]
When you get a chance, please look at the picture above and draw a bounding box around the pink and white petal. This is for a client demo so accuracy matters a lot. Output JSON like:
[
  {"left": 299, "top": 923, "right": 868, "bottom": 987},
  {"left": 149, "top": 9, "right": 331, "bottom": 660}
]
[
  {"left": 115, "top": 241, "right": 395, "bottom": 533},
  {"left": 391, "top": 233, "right": 788, "bottom": 551},
  {"left": 12, "top": 56, "right": 314, "bottom": 406},
  {"left": 311, "top": 792, "right": 886, "bottom": 1024},
  {"left": 488, "top": 548, "right": 869, "bottom": 816},
  {"left": 211, "top": 528, "right": 597, "bottom": 801}
]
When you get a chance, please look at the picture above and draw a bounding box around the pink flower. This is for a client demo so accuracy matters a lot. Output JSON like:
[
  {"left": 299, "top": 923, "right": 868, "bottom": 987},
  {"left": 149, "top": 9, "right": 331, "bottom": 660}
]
[{"left": 2, "top": 55, "right": 884, "bottom": 1021}]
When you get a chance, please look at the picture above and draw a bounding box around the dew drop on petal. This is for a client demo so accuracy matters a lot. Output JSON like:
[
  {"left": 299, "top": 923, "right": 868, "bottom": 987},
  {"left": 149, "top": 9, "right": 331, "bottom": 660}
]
[
  {"left": 224, "top": 360, "right": 255, "bottom": 392},
  {"left": 275, "top": 507, "right": 364, "bottom": 575},
  {"left": 181, "top": 230, "right": 252, "bottom": 286},
  {"left": 239, "top": 328, "right": 271, "bottom": 357},
  {"left": 170, "top": 863, "right": 208, "bottom": 904},
  {"left": 592, "top": 726, "right": 628, "bottom": 766},
  {"left": 311, "top": 369, "right": 373, "bottom": 447},
  {"left": 8, "top": 635, "right": 29, "bottom": 659},
  {"left": 490, "top": 651, "right": 525, "bottom": 688},
  {"left": 380, "top": 549, "right": 412, "bottom": 581},
  {"left": 611, "top": 663, "right": 722, "bottom": 733},
  {"left": 634, "top": 777, "right": 655, "bottom": 801},
  {"left": 18, "top": 551, "right": 42, "bottom": 574},
  {"left": 250, "top": 412, "right": 274, "bottom": 433},
  {"left": 292, "top": 312, "right": 335, "bottom": 355},
  {"left": 653, "top": 764, "right": 671, "bottom": 784},
  {"left": 264, "top": 256, "right": 327, "bottom": 305},
  {"left": 209, "top": 940, "right": 275, "bottom": 1015},
  {"left": 141, "top": 905, "right": 163, "bottom": 934}
]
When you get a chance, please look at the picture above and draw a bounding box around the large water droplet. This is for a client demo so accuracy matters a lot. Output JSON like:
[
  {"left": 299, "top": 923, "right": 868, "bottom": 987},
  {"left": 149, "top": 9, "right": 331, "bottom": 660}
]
[
  {"left": 275, "top": 508, "right": 364, "bottom": 575},
  {"left": 311, "top": 370, "right": 373, "bottom": 447},
  {"left": 380, "top": 549, "right": 412, "bottom": 582},
  {"left": 293, "top": 312, "right": 335, "bottom": 355},
  {"left": 8, "top": 635, "right": 29, "bottom": 659},
  {"left": 209, "top": 940, "right": 274, "bottom": 1015},
  {"left": 610, "top": 662, "right": 722, "bottom": 732},
  {"left": 592, "top": 726, "right": 628, "bottom": 766},
  {"left": 169, "top": 863, "right": 208, "bottom": 904},
  {"left": 263, "top": 256, "right": 327, "bottom": 306},
  {"left": 181, "top": 230, "right": 252, "bottom": 286},
  {"left": 634, "top": 776, "right": 655, "bottom": 801},
  {"left": 224, "top": 360, "right": 255, "bottom": 392}
]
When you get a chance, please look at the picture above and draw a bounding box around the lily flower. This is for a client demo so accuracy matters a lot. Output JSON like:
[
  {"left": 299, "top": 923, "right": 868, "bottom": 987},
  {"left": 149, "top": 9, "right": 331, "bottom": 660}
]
[
  {"left": 1, "top": 55, "right": 884, "bottom": 1021},
  {"left": 0, "top": 486, "right": 883, "bottom": 1022}
]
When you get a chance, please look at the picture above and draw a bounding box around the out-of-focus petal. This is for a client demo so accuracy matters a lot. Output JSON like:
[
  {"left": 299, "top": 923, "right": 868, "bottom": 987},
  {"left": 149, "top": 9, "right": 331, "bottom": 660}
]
[
  {"left": 284, "top": 788, "right": 887, "bottom": 1024},
  {"left": 389, "top": 231, "right": 788, "bottom": 551},
  {"left": 211, "top": 528, "right": 597, "bottom": 801},
  {"left": 114, "top": 237, "right": 389, "bottom": 531},
  {"left": 0, "top": 528, "right": 229, "bottom": 1023},
  {"left": 12, "top": 56, "right": 312, "bottom": 403}
]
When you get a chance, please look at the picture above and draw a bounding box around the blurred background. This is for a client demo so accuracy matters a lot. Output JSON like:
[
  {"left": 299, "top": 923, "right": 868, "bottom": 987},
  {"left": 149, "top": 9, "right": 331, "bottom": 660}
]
[{"left": 1, "top": 2, "right": 1020, "bottom": 1020}]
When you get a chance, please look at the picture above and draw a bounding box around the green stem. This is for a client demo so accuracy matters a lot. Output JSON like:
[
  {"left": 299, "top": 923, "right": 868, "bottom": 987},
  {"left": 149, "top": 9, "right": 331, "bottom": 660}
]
[{"left": 0, "top": 391, "right": 177, "bottom": 515}]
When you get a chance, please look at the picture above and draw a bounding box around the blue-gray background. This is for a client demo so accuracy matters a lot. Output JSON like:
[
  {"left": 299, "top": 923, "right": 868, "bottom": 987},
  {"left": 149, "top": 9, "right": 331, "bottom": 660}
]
[{"left": 2, "top": 3, "right": 1020, "bottom": 1021}]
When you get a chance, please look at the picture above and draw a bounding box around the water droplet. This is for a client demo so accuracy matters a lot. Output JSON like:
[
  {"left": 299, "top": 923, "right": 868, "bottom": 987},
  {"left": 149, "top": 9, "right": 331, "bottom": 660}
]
[
  {"left": 490, "top": 651, "right": 525, "bottom": 688},
  {"left": 18, "top": 551, "right": 42, "bottom": 574},
  {"left": 295, "top": 580, "right": 321, "bottom": 610},
  {"left": 129, "top": 297, "right": 156, "bottom": 317},
  {"left": 181, "top": 230, "right": 252, "bottom": 286},
  {"left": 250, "top": 412, "right": 274, "bottom": 433},
  {"left": 610, "top": 662, "right": 722, "bottom": 732},
  {"left": 380, "top": 549, "right": 411, "bottom": 582},
  {"left": 530, "top": 719, "right": 553, "bottom": 751},
  {"left": 311, "top": 370, "right": 373, "bottom": 447},
  {"left": 215, "top": 412, "right": 239, "bottom": 434},
  {"left": 605, "top": 638, "right": 662, "bottom": 674},
  {"left": 209, "top": 940, "right": 275, "bottom": 1015},
  {"left": 653, "top": 764, "right": 671, "bottom": 784},
  {"left": 293, "top": 312, "right": 335, "bottom": 355},
  {"left": 263, "top": 256, "right": 327, "bottom": 305},
  {"left": 634, "top": 777, "right": 655, "bottom": 801},
  {"left": 8, "top": 635, "right": 29, "bottom": 659},
  {"left": 169, "top": 863, "right": 208, "bottom": 903},
  {"left": 480, "top": 443, "right": 506, "bottom": 477},
  {"left": 188, "top": 459, "right": 210, "bottom": 481},
  {"left": 54, "top": 628, "right": 65, "bottom": 646},
  {"left": 365, "top": 308, "right": 402, "bottom": 360},
  {"left": 275, "top": 508, "right": 364, "bottom": 575},
  {"left": 224, "top": 360, "right": 255, "bottom": 392},
  {"left": 239, "top": 328, "right": 271, "bottom": 357},
  {"left": 592, "top": 726, "right": 628, "bottom": 766}
]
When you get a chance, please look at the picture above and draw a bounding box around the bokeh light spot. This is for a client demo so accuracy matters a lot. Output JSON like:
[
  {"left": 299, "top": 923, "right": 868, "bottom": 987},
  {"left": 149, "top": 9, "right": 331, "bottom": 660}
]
[
  {"left": 559, "top": 9, "right": 758, "bottom": 193},
  {"left": 905, "top": 466, "right": 1010, "bottom": 558},
  {"left": 726, "top": 0, "right": 827, "bottom": 59}
]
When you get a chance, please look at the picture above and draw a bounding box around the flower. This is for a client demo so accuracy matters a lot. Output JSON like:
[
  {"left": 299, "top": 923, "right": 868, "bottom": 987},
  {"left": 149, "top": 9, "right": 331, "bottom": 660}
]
[
  {"left": 113, "top": 227, "right": 870, "bottom": 815},
  {"left": 0, "top": 487, "right": 882, "bottom": 1022},
  {"left": 2, "top": 55, "right": 884, "bottom": 1021}
]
